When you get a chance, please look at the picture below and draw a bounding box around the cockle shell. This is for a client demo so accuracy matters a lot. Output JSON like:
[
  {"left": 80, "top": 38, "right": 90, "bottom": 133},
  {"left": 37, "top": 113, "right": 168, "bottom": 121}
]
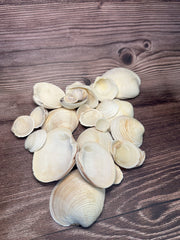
[
  {"left": 11, "top": 115, "right": 34, "bottom": 138},
  {"left": 79, "top": 109, "right": 103, "bottom": 127},
  {"left": 33, "top": 128, "right": 77, "bottom": 183},
  {"left": 77, "top": 127, "right": 113, "bottom": 153},
  {"left": 42, "top": 108, "right": 78, "bottom": 133},
  {"left": 91, "top": 76, "right": 118, "bottom": 101},
  {"left": 33, "top": 82, "right": 65, "bottom": 109},
  {"left": 76, "top": 142, "right": 116, "bottom": 188},
  {"left": 102, "top": 68, "right": 141, "bottom": 99},
  {"left": 114, "top": 164, "right": 123, "bottom": 185},
  {"left": 49, "top": 170, "right": 105, "bottom": 228},
  {"left": 110, "top": 116, "right": 145, "bottom": 147},
  {"left": 30, "top": 106, "right": 48, "bottom": 129},
  {"left": 24, "top": 129, "right": 47, "bottom": 153},
  {"left": 112, "top": 140, "right": 146, "bottom": 169},
  {"left": 112, "top": 99, "right": 134, "bottom": 118}
]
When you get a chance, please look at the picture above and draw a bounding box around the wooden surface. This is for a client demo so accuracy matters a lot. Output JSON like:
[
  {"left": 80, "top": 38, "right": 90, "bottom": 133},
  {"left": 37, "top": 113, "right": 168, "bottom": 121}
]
[{"left": 0, "top": 1, "right": 180, "bottom": 239}]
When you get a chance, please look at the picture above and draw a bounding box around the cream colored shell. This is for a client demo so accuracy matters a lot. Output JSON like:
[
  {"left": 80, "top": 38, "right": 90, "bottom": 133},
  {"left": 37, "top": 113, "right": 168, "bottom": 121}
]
[
  {"left": 96, "top": 100, "right": 119, "bottom": 120},
  {"left": 30, "top": 106, "right": 48, "bottom": 129},
  {"left": 79, "top": 109, "right": 103, "bottom": 127},
  {"left": 11, "top": 115, "right": 34, "bottom": 138},
  {"left": 32, "top": 128, "right": 77, "bottom": 183},
  {"left": 112, "top": 99, "right": 134, "bottom": 118},
  {"left": 49, "top": 170, "right": 105, "bottom": 228},
  {"left": 114, "top": 165, "right": 123, "bottom": 185},
  {"left": 95, "top": 118, "right": 110, "bottom": 132}
]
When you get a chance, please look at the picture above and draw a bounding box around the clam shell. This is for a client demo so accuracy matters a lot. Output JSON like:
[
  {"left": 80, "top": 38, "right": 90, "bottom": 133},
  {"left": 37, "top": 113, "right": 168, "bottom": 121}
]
[
  {"left": 11, "top": 115, "right": 34, "bottom": 138},
  {"left": 95, "top": 118, "right": 110, "bottom": 132},
  {"left": 30, "top": 106, "right": 48, "bottom": 129},
  {"left": 42, "top": 108, "right": 79, "bottom": 133},
  {"left": 76, "top": 142, "right": 116, "bottom": 188},
  {"left": 96, "top": 100, "right": 119, "bottom": 120},
  {"left": 113, "top": 99, "right": 134, "bottom": 118},
  {"left": 112, "top": 140, "right": 145, "bottom": 169},
  {"left": 114, "top": 164, "right": 123, "bottom": 185},
  {"left": 77, "top": 127, "right": 113, "bottom": 153},
  {"left": 24, "top": 129, "right": 47, "bottom": 153},
  {"left": 33, "top": 82, "right": 65, "bottom": 109},
  {"left": 76, "top": 104, "right": 91, "bottom": 119},
  {"left": 49, "top": 170, "right": 105, "bottom": 228},
  {"left": 79, "top": 109, "right": 103, "bottom": 127},
  {"left": 91, "top": 76, "right": 118, "bottom": 101},
  {"left": 33, "top": 128, "right": 77, "bottom": 183},
  {"left": 110, "top": 116, "right": 144, "bottom": 147},
  {"left": 102, "top": 68, "right": 141, "bottom": 99}
]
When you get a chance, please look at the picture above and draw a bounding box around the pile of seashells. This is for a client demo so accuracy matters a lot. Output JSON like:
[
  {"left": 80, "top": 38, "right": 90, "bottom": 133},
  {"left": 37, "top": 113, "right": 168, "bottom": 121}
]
[{"left": 11, "top": 67, "right": 145, "bottom": 228}]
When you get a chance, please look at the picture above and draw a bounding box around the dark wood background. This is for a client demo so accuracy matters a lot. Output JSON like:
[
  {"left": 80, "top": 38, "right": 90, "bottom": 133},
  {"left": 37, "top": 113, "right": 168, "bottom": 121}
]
[{"left": 0, "top": 1, "right": 180, "bottom": 239}]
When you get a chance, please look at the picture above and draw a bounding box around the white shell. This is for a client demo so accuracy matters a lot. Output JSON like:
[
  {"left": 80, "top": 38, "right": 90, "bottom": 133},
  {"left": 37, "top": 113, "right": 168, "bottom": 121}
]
[
  {"left": 32, "top": 128, "right": 77, "bottom": 183},
  {"left": 76, "top": 142, "right": 116, "bottom": 188},
  {"left": 96, "top": 100, "right": 119, "bottom": 120},
  {"left": 30, "top": 106, "right": 48, "bottom": 128},
  {"left": 33, "top": 82, "right": 65, "bottom": 109},
  {"left": 103, "top": 68, "right": 141, "bottom": 99},
  {"left": 42, "top": 108, "right": 79, "bottom": 133},
  {"left": 24, "top": 129, "right": 47, "bottom": 153},
  {"left": 11, "top": 115, "right": 34, "bottom": 138},
  {"left": 91, "top": 76, "right": 118, "bottom": 101},
  {"left": 49, "top": 170, "right": 105, "bottom": 228},
  {"left": 110, "top": 116, "right": 145, "bottom": 147},
  {"left": 79, "top": 109, "right": 103, "bottom": 127},
  {"left": 95, "top": 118, "right": 110, "bottom": 132},
  {"left": 113, "top": 99, "right": 134, "bottom": 118},
  {"left": 76, "top": 104, "right": 91, "bottom": 119},
  {"left": 114, "top": 164, "right": 123, "bottom": 185}
]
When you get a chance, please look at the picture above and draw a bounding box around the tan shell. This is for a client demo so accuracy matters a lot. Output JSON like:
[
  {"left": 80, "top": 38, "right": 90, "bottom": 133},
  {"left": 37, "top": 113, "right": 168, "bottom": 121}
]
[
  {"left": 112, "top": 140, "right": 145, "bottom": 169},
  {"left": 33, "top": 82, "right": 65, "bottom": 109},
  {"left": 49, "top": 170, "right": 105, "bottom": 228},
  {"left": 77, "top": 127, "right": 113, "bottom": 153},
  {"left": 30, "top": 106, "right": 48, "bottom": 129},
  {"left": 79, "top": 109, "right": 103, "bottom": 127},
  {"left": 76, "top": 142, "right": 116, "bottom": 188},
  {"left": 110, "top": 116, "right": 145, "bottom": 147},
  {"left": 91, "top": 76, "right": 118, "bottom": 101},
  {"left": 114, "top": 164, "right": 123, "bottom": 185},
  {"left": 24, "top": 129, "right": 47, "bottom": 153},
  {"left": 102, "top": 68, "right": 141, "bottom": 99},
  {"left": 11, "top": 115, "right": 34, "bottom": 138},
  {"left": 96, "top": 100, "right": 119, "bottom": 120},
  {"left": 42, "top": 108, "right": 79, "bottom": 133},
  {"left": 32, "top": 128, "right": 77, "bottom": 183},
  {"left": 113, "top": 99, "right": 134, "bottom": 118},
  {"left": 76, "top": 104, "right": 91, "bottom": 119},
  {"left": 95, "top": 118, "right": 110, "bottom": 132}
]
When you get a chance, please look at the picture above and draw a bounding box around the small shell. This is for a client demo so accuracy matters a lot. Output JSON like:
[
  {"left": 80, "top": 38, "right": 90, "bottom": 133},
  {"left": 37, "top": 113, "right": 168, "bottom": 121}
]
[
  {"left": 30, "top": 106, "right": 48, "bottom": 128},
  {"left": 24, "top": 129, "right": 47, "bottom": 153},
  {"left": 96, "top": 100, "right": 119, "bottom": 120},
  {"left": 112, "top": 140, "right": 145, "bottom": 169},
  {"left": 49, "top": 170, "right": 105, "bottom": 228},
  {"left": 110, "top": 116, "right": 145, "bottom": 147},
  {"left": 91, "top": 76, "right": 118, "bottom": 101},
  {"left": 113, "top": 99, "right": 134, "bottom": 118},
  {"left": 76, "top": 142, "right": 116, "bottom": 188},
  {"left": 42, "top": 108, "right": 79, "bottom": 133},
  {"left": 33, "top": 82, "right": 65, "bottom": 109},
  {"left": 102, "top": 68, "right": 141, "bottom": 99},
  {"left": 76, "top": 104, "right": 91, "bottom": 119},
  {"left": 11, "top": 115, "right": 34, "bottom": 138},
  {"left": 114, "top": 164, "right": 123, "bottom": 185},
  {"left": 77, "top": 127, "right": 113, "bottom": 153},
  {"left": 79, "top": 109, "right": 103, "bottom": 127},
  {"left": 33, "top": 128, "right": 77, "bottom": 183},
  {"left": 95, "top": 118, "right": 110, "bottom": 132}
]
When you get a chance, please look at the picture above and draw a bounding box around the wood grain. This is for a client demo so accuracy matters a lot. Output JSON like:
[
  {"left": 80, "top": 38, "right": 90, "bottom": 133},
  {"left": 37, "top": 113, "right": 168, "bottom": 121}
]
[{"left": 0, "top": 1, "right": 180, "bottom": 239}]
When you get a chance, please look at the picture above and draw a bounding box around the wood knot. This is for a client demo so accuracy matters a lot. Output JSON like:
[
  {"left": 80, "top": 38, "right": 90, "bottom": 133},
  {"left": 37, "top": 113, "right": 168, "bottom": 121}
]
[
  {"left": 143, "top": 40, "right": 151, "bottom": 50},
  {"left": 118, "top": 48, "right": 135, "bottom": 65}
]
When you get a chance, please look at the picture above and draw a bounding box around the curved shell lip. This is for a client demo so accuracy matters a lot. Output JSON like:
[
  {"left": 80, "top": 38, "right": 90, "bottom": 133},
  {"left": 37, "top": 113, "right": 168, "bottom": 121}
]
[
  {"left": 11, "top": 115, "right": 34, "bottom": 138},
  {"left": 60, "top": 96, "right": 88, "bottom": 110},
  {"left": 30, "top": 106, "right": 47, "bottom": 129}
]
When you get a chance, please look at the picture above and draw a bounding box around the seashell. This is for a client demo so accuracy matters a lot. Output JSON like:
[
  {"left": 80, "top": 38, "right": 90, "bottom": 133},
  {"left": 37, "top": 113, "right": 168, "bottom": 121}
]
[
  {"left": 79, "top": 109, "right": 103, "bottom": 127},
  {"left": 112, "top": 99, "right": 134, "bottom": 118},
  {"left": 76, "top": 104, "right": 91, "bottom": 119},
  {"left": 96, "top": 100, "right": 119, "bottom": 120},
  {"left": 65, "top": 81, "right": 98, "bottom": 108},
  {"left": 33, "top": 128, "right": 77, "bottom": 183},
  {"left": 102, "top": 67, "right": 141, "bottom": 99},
  {"left": 91, "top": 76, "right": 118, "bottom": 101},
  {"left": 49, "top": 170, "right": 105, "bottom": 228},
  {"left": 24, "top": 129, "right": 47, "bottom": 153},
  {"left": 76, "top": 142, "right": 116, "bottom": 188},
  {"left": 95, "top": 118, "right": 110, "bottom": 132},
  {"left": 114, "top": 164, "right": 123, "bottom": 185},
  {"left": 112, "top": 140, "right": 145, "bottom": 169},
  {"left": 42, "top": 108, "right": 78, "bottom": 133},
  {"left": 77, "top": 127, "right": 113, "bottom": 153},
  {"left": 11, "top": 115, "right": 34, "bottom": 138},
  {"left": 33, "top": 82, "right": 65, "bottom": 109},
  {"left": 30, "top": 106, "right": 48, "bottom": 129},
  {"left": 110, "top": 116, "right": 144, "bottom": 147}
]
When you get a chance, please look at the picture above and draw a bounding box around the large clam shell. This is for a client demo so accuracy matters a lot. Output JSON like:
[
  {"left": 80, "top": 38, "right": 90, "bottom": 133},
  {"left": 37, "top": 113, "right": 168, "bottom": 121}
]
[
  {"left": 110, "top": 116, "right": 145, "bottom": 147},
  {"left": 30, "top": 106, "right": 48, "bottom": 129},
  {"left": 49, "top": 170, "right": 105, "bottom": 228},
  {"left": 42, "top": 108, "right": 79, "bottom": 133},
  {"left": 32, "top": 128, "right": 77, "bottom": 183},
  {"left": 102, "top": 67, "right": 141, "bottom": 99},
  {"left": 76, "top": 142, "right": 116, "bottom": 188},
  {"left": 11, "top": 115, "right": 34, "bottom": 138},
  {"left": 33, "top": 82, "right": 65, "bottom": 109}
]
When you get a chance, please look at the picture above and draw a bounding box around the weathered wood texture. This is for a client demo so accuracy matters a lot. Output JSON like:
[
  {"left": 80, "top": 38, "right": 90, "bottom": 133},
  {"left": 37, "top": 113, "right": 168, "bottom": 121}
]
[{"left": 0, "top": 1, "right": 180, "bottom": 239}]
